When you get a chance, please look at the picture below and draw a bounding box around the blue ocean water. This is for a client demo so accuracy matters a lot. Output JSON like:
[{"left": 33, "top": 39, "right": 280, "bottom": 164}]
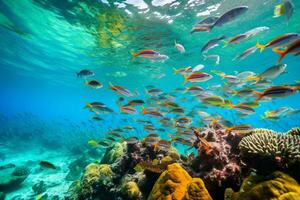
[{"left": 0, "top": 0, "right": 299, "bottom": 199}]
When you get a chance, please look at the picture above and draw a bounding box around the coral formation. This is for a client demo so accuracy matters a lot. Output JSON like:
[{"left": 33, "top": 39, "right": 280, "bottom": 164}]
[
  {"left": 148, "top": 163, "right": 212, "bottom": 200},
  {"left": 227, "top": 171, "right": 300, "bottom": 200},
  {"left": 79, "top": 163, "right": 113, "bottom": 199},
  {"left": 101, "top": 142, "right": 126, "bottom": 164},
  {"left": 184, "top": 178, "right": 212, "bottom": 200},
  {"left": 120, "top": 181, "right": 142, "bottom": 200},
  {"left": 189, "top": 124, "right": 246, "bottom": 199},
  {"left": 287, "top": 127, "right": 300, "bottom": 136},
  {"left": 239, "top": 129, "right": 300, "bottom": 170},
  {"left": 148, "top": 163, "right": 192, "bottom": 200}
]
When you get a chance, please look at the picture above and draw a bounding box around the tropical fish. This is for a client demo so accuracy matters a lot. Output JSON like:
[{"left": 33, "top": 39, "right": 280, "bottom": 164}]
[
  {"left": 39, "top": 161, "right": 56, "bottom": 169},
  {"left": 124, "top": 100, "right": 145, "bottom": 107},
  {"left": 154, "top": 140, "right": 171, "bottom": 151},
  {"left": 184, "top": 72, "right": 212, "bottom": 84},
  {"left": 131, "top": 49, "right": 160, "bottom": 59},
  {"left": 273, "top": 39, "right": 300, "bottom": 63},
  {"left": 146, "top": 88, "right": 163, "bottom": 96},
  {"left": 190, "top": 16, "right": 219, "bottom": 34},
  {"left": 77, "top": 69, "right": 94, "bottom": 77},
  {"left": 192, "top": 64, "right": 204, "bottom": 72},
  {"left": 120, "top": 106, "right": 138, "bottom": 114},
  {"left": 141, "top": 107, "right": 164, "bottom": 117},
  {"left": 125, "top": 137, "right": 139, "bottom": 145},
  {"left": 244, "top": 26, "right": 269, "bottom": 37},
  {"left": 85, "top": 80, "right": 103, "bottom": 89},
  {"left": 208, "top": 6, "right": 248, "bottom": 31},
  {"left": 255, "top": 85, "right": 300, "bottom": 100},
  {"left": 163, "top": 101, "right": 180, "bottom": 108},
  {"left": 201, "top": 35, "right": 226, "bottom": 53},
  {"left": 91, "top": 116, "right": 103, "bottom": 121},
  {"left": 224, "top": 34, "right": 248, "bottom": 47},
  {"left": 233, "top": 46, "right": 257, "bottom": 60},
  {"left": 98, "top": 141, "right": 110, "bottom": 148},
  {"left": 256, "top": 33, "right": 299, "bottom": 52},
  {"left": 174, "top": 41, "right": 185, "bottom": 53},
  {"left": 273, "top": 1, "right": 293, "bottom": 21},
  {"left": 173, "top": 66, "right": 193, "bottom": 75},
  {"left": 230, "top": 103, "right": 255, "bottom": 115},
  {"left": 203, "top": 54, "right": 220, "bottom": 65},
  {"left": 109, "top": 82, "right": 133, "bottom": 97},
  {"left": 201, "top": 95, "right": 225, "bottom": 107},
  {"left": 247, "top": 64, "right": 287, "bottom": 82},
  {"left": 225, "top": 124, "right": 252, "bottom": 133},
  {"left": 169, "top": 107, "right": 185, "bottom": 114},
  {"left": 184, "top": 86, "right": 204, "bottom": 95},
  {"left": 232, "top": 88, "right": 255, "bottom": 97},
  {"left": 88, "top": 140, "right": 98, "bottom": 147}
]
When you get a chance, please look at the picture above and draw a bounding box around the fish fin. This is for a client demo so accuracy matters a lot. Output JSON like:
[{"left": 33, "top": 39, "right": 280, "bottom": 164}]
[
  {"left": 256, "top": 42, "right": 266, "bottom": 52},
  {"left": 272, "top": 48, "right": 286, "bottom": 64},
  {"left": 168, "top": 134, "right": 174, "bottom": 141}
]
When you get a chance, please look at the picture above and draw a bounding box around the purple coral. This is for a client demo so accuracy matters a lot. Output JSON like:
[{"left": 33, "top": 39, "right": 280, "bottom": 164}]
[{"left": 189, "top": 124, "right": 247, "bottom": 199}]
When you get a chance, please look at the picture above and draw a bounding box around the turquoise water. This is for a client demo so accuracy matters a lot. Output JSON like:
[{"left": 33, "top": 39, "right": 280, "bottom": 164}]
[{"left": 0, "top": 0, "right": 299, "bottom": 199}]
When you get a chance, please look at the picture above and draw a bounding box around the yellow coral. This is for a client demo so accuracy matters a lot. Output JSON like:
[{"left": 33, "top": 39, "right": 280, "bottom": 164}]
[
  {"left": 230, "top": 171, "right": 300, "bottom": 200},
  {"left": 147, "top": 163, "right": 212, "bottom": 200},
  {"left": 184, "top": 178, "right": 212, "bottom": 200},
  {"left": 121, "top": 181, "right": 142, "bottom": 199},
  {"left": 80, "top": 163, "right": 113, "bottom": 198}
]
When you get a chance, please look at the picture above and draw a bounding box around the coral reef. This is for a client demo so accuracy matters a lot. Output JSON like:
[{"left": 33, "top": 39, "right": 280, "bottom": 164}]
[
  {"left": 287, "top": 127, "right": 300, "bottom": 136},
  {"left": 184, "top": 178, "right": 212, "bottom": 200},
  {"left": 101, "top": 142, "right": 126, "bottom": 164},
  {"left": 189, "top": 124, "right": 247, "bottom": 199},
  {"left": 148, "top": 163, "right": 212, "bottom": 200},
  {"left": 120, "top": 181, "right": 142, "bottom": 200},
  {"left": 239, "top": 129, "right": 300, "bottom": 177},
  {"left": 79, "top": 163, "right": 114, "bottom": 199},
  {"left": 226, "top": 171, "right": 300, "bottom": 200}
]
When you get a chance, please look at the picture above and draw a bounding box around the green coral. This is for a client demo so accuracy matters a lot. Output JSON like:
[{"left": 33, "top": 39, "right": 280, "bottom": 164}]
[
  {"left": 80, "top": 163, "right": 113, "bottom": 199},
  {"left": 228, "top": 171, "right": 300, "bottom": 200},
  {"left": 121, "top": 181, "right": 142, "bottom": 200},
  {"left": 101, "top": 142, "right": 126, "bottom": 164}
]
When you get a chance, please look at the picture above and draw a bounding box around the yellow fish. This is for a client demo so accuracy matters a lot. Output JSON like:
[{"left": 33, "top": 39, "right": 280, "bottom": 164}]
[{"left": 88, "top": 140, "right": 98, "bottom": 147}]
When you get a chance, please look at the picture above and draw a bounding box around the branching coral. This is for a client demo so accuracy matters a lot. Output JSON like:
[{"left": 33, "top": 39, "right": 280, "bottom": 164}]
[{"left": 287, "top": 127, "right": 300, "bottom": 136}]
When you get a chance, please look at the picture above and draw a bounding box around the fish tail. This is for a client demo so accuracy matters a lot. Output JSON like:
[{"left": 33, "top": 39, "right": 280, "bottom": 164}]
[
  {"left": 231, "top": 90, "right": 238, "bottom": 96},
  {"left": 256, "top": 42, "right": 266, "bottom": 52},
  {"left": 85, "top": 103, "right": 92, "bottom": 109},
  {"left": 129, "top": 51, "right": 137, "bottom": 57},
  {"left": 272, "top": 48, "right": 286, "bottom": 64},
  {"left": 141, "top": 106, "right": 147, "bottom": 115},
  {"left": 108, "top": 82, "right": 114, "bottom": 88},
  {"left": 183, "top": 75, "right": 188, "bottom": 85},
  {"left": 174, "top": 40, "right": 177, "bottom": 45},
  {"left": 223, "top": 41, "right": 229, "bottom": 48},
  {"left": 173, "top": 67, "right": 178, "bottom": 74},
  {"left": 246, "top": 76, "right": 260, "bottom": 82},
  {"left": 183, "top": 87, "right": 188, "bottom": 93},
  {"left": 254, "top": 92, "right": 263, "bottom": 101}
]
